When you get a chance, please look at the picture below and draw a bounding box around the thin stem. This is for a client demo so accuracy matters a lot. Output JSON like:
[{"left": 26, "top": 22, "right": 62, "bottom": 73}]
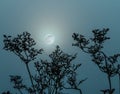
[
  {"left": 108, "top": 75, "right": 112, "bottom": 93},
  {"left": 26, "top": 64, "right": 36, "bottom": 94},
  {"left": 100, "top": 51, "right": 108, "bottom": 68},
  {"left": 100, "top": 51, "right": 112, "bottom": 92}
]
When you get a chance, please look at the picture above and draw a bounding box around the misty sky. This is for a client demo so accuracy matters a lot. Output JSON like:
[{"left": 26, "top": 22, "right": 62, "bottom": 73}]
[{"left": 0, "top": 0, "right": 120, "bottom": 94}]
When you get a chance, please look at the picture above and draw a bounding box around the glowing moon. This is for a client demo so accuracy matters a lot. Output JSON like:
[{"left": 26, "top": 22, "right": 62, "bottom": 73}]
[{"left": 44, "top": 34, "right": 55, "bottom": 45}]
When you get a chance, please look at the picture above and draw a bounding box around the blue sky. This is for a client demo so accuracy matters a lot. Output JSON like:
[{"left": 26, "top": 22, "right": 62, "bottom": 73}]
[{"left": 0, "top": 0, "right": 120, "bottom": 94}]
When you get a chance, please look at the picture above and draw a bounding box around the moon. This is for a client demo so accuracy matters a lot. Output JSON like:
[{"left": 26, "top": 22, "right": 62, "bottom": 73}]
[{"left": 44, "top": 34, "right": 55, "bottom": 45}]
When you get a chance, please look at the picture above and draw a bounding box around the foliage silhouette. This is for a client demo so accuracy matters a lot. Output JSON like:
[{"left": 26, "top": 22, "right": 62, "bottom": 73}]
[
  {"left": 3, "top": 32, "right": 43, "bottom": 94},
  {"left": 2, "top": 32, "right": 86, "bottom": 94},
  {"left": 72, "top": 28, "right": 120, "bottom": 94}
]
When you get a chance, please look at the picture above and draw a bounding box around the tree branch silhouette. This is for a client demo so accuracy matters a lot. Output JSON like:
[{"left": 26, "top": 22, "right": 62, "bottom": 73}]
[
  {"left": 72, "top": 28, "right": 120, "bottom": 94},
  {"left": 2, "top": 32, "right": 86, "bottom": 94},
  {"left": 3, "top": 32, "right": 43, "bottom": 94}
]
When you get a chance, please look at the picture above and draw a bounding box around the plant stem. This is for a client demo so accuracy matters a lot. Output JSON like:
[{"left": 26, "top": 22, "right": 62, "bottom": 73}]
[
  {"left": 101, "top": 51, "right": 112, "bottom": 93},
  {"left": 108, "top": 75, "right": 112, "bottom": 93},
  {"left": 26, "top": 64, "right": 36, "bottom": 94}
]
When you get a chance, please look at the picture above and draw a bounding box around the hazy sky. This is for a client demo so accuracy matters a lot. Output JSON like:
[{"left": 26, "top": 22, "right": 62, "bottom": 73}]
[{"left": 0, "top": 0, "right": 120, "bottom": 94}]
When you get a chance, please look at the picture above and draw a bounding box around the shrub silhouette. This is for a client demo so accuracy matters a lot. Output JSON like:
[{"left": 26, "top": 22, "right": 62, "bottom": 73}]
[
  {"left": 2, "top": 28, "right": 120, "bottom": 94},
  {"left": 3, "top": 32, "right": 43, "bottom": 94},
  {"left": 72, "top": 28, "right": 120, "bottom": 94},
  {"left": 2, "top": 32, "right": 86, "bottom": 94}
]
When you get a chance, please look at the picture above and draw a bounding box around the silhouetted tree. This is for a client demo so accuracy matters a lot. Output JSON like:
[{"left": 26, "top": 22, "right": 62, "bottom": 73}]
[
  {"left": 33, "top": 45, "right": 87, "bottom": 94},
  {"left": 72, "top": 28, "right": 120, "bottom": 94},
  {"left": 3, "top": 32, "right": 43, "bottom": 94},
  {"left": 2, "top": 32, "right": 86, "bottom": 94}
]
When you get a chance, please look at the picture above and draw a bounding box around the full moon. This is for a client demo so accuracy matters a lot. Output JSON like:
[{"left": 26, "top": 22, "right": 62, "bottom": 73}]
[{"left": 44, "top": 34, "right": 55, "bottom": 45}]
